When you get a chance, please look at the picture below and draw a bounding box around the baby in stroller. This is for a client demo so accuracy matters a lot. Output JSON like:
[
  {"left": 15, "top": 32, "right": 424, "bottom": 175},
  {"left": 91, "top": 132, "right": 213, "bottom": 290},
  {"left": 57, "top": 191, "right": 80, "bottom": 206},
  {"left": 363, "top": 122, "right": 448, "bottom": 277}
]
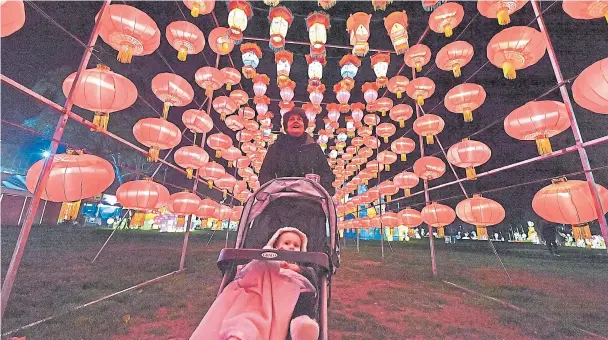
[{"left": 191, "top": 227, "right": 320, "bottom": 340}]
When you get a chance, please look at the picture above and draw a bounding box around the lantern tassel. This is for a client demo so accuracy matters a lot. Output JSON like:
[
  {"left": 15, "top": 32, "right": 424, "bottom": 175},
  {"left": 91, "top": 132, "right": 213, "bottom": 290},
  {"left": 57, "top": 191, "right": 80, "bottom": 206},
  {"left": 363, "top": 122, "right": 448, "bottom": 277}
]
[
  {"left": 466, "top": 167, "right": 477, "bottom": 180},
  {"left": 463, "top": 109, "right": 473, "bottom": 122},
  {"left": 397, "top": 91, "right": 402, "bottom": 99},
  {"left": 216, "top": 150, "right": 222, "bottom": 158},
  {"left": 205, "top": 88, "right": 213, "bottom": 97},
  {"left": 226, "top": 83, "right": 232, "bottom": 91},
  {"left": 221, "top": 113, "right": 226, "bottom": 121},
  {"left": 404, "top": 188, "right": 410, "bottom": 197},
  {"left": 502, "top": 61, "right": 516, "bottom": 80},
  {"left": 536, "top": 137, "right": 553, "bottom": 155},
  {"left": 228, "top": 162, "right": 232, "bottom": 168},
  {"left": 208, "top": 180, "right": 213, "bottom": 189},
  {"left": 92, "top": 112, "right": 109, "bottom": 131},
  {"left": 190, "top": 2, "right": 200, "bottom": 17},
  {"left": 605, "top": 11, "right": 608, "bottom": 24},
  {"left": 415, "top": 62, "right": 422, "bottom": 73},
  {"left": 177, "top": 47, "right": 188, "bottom": 62},
  {"left": 117, "top": 44, "right": 133, "bottom": 64},
  {"left": 572, "top": 224, "right": 592, "bottom": 245},
  {"left": 381, "top": 110, "right": 387, "bottom": 117},
  {"left": 476, "top": 226, "right": 489, "bottom": 240},
  {"left": 443, "top": 24, "right": 453, "bottom": 38},
  {"left": 399, "top": 120, "right": 405, "bottom": 128},
  {"left": 186, "top": 168, "right": 193, "bottom": 179},
  {"left": 163, "top": 102, "right": 171, "bottom": 119},
  {"left": 383, "top": 136, "right": 389, "bottom": 143},
  {"left": 148, "top": 147, "right": 160, "bottom": 162},
  {"left": 192, "top": 132, "right": 197, "bottom": 145},
  {"left": 426, "top": 135, "right": 434, "bottom": 144},
  {"left": 437, "top": 226, "right": 445, "bottom": 238},
  {"left": 223, "top": 190, "right": 227, "bottom": 199},
  {"left": 497, "top": 8, "right": 511, "bottom": 26},
  {"left": 387, "top": 195, "right": 392, "bottom": 202},
  {"left": 452, "top": 63, "right": 461, "bottom": 77},
  {"left": 401, "top": 153, "right": 406, "bottom": 162},
  {"left": 417, "top": 95, "right": 424, "bottom": 106}
]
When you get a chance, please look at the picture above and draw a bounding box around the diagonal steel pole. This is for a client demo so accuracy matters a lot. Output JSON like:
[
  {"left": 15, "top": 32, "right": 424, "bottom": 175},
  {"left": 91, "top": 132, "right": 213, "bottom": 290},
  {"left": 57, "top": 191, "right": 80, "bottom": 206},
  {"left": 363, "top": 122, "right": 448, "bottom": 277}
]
[
  {"left": 0, "top": 0, "right": 111, "bottom": 319},
  {"left": 531, "top": 0, "right": 608, "bottom": 250}
]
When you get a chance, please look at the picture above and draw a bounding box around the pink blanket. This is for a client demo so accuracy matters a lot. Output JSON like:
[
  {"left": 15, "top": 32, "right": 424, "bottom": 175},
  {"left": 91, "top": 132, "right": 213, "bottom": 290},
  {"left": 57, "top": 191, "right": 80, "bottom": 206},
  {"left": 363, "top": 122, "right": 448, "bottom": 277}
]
[{"left": 190, "top": 260, "right": 316, "bottom": 340}]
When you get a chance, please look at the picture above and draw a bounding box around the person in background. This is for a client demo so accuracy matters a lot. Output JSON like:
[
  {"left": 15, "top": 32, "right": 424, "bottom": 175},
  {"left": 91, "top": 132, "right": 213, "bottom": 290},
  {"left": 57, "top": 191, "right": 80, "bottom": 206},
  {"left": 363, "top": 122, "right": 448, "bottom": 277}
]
[
  {"left": 541, "top": 219, "right": 560, "bottom": 256},
  {"left": 259, "top": 108, "right": 334, "bottom": 195}
]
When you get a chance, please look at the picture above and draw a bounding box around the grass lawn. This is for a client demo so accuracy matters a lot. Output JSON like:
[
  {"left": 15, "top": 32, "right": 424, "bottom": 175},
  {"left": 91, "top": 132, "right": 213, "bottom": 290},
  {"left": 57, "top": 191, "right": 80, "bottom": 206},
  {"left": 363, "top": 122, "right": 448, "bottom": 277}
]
[{"left": 2, "top": 225, "right": 608, "bottom": 339}]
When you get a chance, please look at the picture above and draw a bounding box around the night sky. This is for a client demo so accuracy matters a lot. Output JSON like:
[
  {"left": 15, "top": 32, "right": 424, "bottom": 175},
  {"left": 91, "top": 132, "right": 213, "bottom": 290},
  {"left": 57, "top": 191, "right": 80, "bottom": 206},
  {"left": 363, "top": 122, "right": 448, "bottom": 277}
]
[{"left": 1, "top": 1, "right": 607, "bottom": 231}]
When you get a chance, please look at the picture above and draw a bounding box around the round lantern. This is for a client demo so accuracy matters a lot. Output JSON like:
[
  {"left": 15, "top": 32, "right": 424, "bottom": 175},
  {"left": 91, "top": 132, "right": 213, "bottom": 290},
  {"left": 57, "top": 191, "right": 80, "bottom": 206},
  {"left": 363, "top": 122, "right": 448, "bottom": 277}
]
[
  {"left": 216, "top": 205, "right": 234, "bottom": 221},
  {"left": 240, "top": 43, "right": 262, "bottom": 79},
  {"left": 207, "top": 132, "right": 233, "bottom": 158},
  {"left": 174, "top": 146, "right": 209, "bottom": 179},
  {"left": 404, "top": 44, "right": 432, "bottom": 72},
  {"left": 133, "top": 118, "right": 182, "bottom": 162},
  {"left": 167, "top": 191, "right": 201, "bottom": 216},
  {"left": 487, "top": 26, "right": 547, "bottom": 80},
  {"left": 422, "top": 202, "right": 456, "bottom": 237},
  {"left": 478, "top": 0, "right": 528, "bottom": 25},
  {"left": 1, "top": 0, "right": 25, "bottom": 37},
  {"left": 195, "top": 67, "right": 226, "bottom": 97},
  {"left": 456, "top": 194, "right": 505, "bottom": 240},
  {"left": 447, "top": 139, "right": 492, "bottom": 180},
  {"left": 222, "top": 146, "right": 242, "bottom": 168},
  {"left": 230, "top": 90, "right": 249, "bottom": 107},
  {"left": 215, "top": 174, "right": 237, "bottom": 198},
  {"left": 381, "top": 212, "right": 400, "bottom": 229},
  {"left": 306, "top": 54, "right": 326, "bottom": 87},
  {"left": 213, "top": 96, "right": 238, "bottom": 121},
  {"left": 399, "top": 207, "right": 423, "bottom": 228},
  {"left": 389, "top": 104, "right": 413, "bottom": 128},
  {"left": 377, "top": 123, "right": 396, "bottom": 143},
  {"left": 394, "top": 171, "right": 419, "bottom": 196},
  {"left": 572, "top": 57, "right": 608, "bottom": 114},
  {"left": 151, "top": 73, "right": 194, "bottom": 118},
  {"left": 254, "top": 95, "right": 270, "bottom": 116},
  {"left": 116, "top": 179, "right": 169, "bottom": 211},
  {"left": 166, "top": 21, "right": 205, "bottom": 62},
  {"left": 308, "top": 84, "right": 325, "bottom": 107},
  {"left": 306, "top": 11, "right": 331, "bottom": 56},
  {"left": 371, "top": 53, "right": 391, "bottom": 87},
  {"left": 199, "top": 162, "right": 226, "bottom": 189},
  {"left": 562, "top": 1, "right": 608, "bottom": 24},
  {"left": 97, "top": 4, "right": 161, "bottom": 63},
  {"left": 227, "top": 0, "right": 253, "bottom": 44},
  {"left": 362, "top": 82, "right": 379, "bottom": 104},
  {"left": 504, "top": 100, "right": 570, "bottom": 155},
  {"left": 182, "top": 109, "right": 214, "bottom": 135},
  {"left": 226, "top": 115, "right": 246, "bottom": 132},
  {"left": 377, "top": 150, "right": 398, "bottom": 172},
  {"left": 208, "top": 27, "right": 235, "bottom": 56},
  {"left": 346, "top": 12, "right": 372, "bottom": 56},
  {"left": 275, "top": 50, "right": 294, "bottom": 83},
  {"left": 197, "top": 198, "right": 220, "bottom": 219},
  {"left": 378, "top": 181, "right": 399, "bottom": 202},
  {"left": 279, "top": 79, "right": 296, "bottom": 104},
  {"left": 183, "top": 0, "right": 215, "bottom": 17},
  {"left": 334, "top": 81, "right": 352, "bottom": 109},
  {"left": 26, "top": 151, "right": 114, "bottom": 203},
  {"left": 391, "top": 137, "right": 416, "bottom": 161},
  {"left": 444, "top": 83, "right": 486, "bottom": 122},
  {"left": 221, "top": 67, "right": 241, "bottom": 91},
  {"left": 407, "top": 77, "right": 436, "bottom": 106},
  {"left": 376, "top": 98, "right": 394, "bottom": 117},
  {"left": 384, "top": 10, "right": 409, "bottom": 54},
  {"left": 435, "top": 41, "right": 474, "bottom": 78},
  {"left": 414, "top": 156, "right": 446, "bottom": 180},
  {"left": 62, "top": 64, "right": 137, "bottom": 131},
  {"left": 239, "top": 107, "right": 256, "bottom": 121},
  {"left": 429, "top": 2, "right": 464, "bottom": 37},
  {"left": 413, "top": 113, "right": 445, "bottom": 144},
  {"left": 268, "top": 6, "right": 293, "bottom": 51},
  {"left": 253, "top": 73, "right": 270, "bottom": 96},
  {"left": 387, "top": 76, "right": 410, "bottom": 99}
]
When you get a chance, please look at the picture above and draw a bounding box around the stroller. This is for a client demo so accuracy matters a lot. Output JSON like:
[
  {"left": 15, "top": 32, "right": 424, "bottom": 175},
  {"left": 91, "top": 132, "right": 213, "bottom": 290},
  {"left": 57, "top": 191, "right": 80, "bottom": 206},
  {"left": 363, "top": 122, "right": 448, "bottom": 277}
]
[{"left": 216, "top": 177, "right": 340, "bottom": 340}]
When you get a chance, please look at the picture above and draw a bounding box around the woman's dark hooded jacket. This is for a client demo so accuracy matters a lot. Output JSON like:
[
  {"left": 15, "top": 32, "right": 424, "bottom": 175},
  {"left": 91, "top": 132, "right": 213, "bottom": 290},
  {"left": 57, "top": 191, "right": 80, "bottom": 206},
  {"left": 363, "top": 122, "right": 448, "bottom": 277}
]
[{"left": 258, "top": 132, "right": 335, "bottom": 195}]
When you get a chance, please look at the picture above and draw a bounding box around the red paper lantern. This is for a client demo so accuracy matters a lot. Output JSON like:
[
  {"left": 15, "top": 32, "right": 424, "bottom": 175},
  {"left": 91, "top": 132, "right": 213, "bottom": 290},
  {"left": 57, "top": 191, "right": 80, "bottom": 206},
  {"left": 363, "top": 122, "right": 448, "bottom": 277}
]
[
  {"left": 413, "top": 156, "right": 446, "bottom": 180},
  {"left": 562, "top": 1, "right": 608, "bottom": 24},
  {"left": 572, "top": 57, "right": 608, "bottom": 114},
  {"left": 151, "top": 73, "right": 194, "bottom": 118},
  {"left": 435, "top": 41, "right": 474, "bottom": 78},
  {"left": 456, "top": 194, "right": 505, "bottom": 239},
  {"left": 444, "top": 83, "right": 486, "bottom": 122},
  {"left": 1, "top": 0, "right": 25, "bottom": 37},
  {"left": 213, "top": 96, "right": 238, "bottom": 121},
  {"left": 446, "top": 139, "right": 492, "bottom": 180},
  {"left": 133, "top": 118, "right": 182, "bottom": 162},
  {"left": 174, "top": 146, "right": 209, "bottom": 179},
  {"left": 399, "top": 207, "right": 423, "bottom": 228},
  {"left": 166, "top": 21, "right": 205, "bottom": 61},
  {"left": 478, "top": 0, "right": 528, "bottom": 25},
  {"left": 195, "top": 66, "right": 226, "bottom": 97},
  {"left": 429, "top": 2, "right": 464, "bottom": 37},
  {"left": 167, "top": 191, "right": 201, "bottom": 216},
  {"left": 487, "top": 26, "right": 547, "bottom": 80},
  {"left": 215, "top": 174, "right": 237, "bottom": 198},
  {"left": 375, "top": 98, "right": 394, "bottom": 117},
  {"left": 197, "top": 198, "right": 220, "bottom": 219},
  {"left": 407, "top": 77, "right": 436, "bottom": 106},
  {"left": 422, "top": 202, "right": 456, "bottom": 235},
  {"left": 182, "top": 109, "right": 214, "bottom": 135},
  {"left": 404, "top": 44, "right": 432, "bottom": 72},
  {"left": 391, "top": 137, "right": 416, "bottom": 161},
  {"left": 377, "top": 150, "right": 398, "bottom": 172},
  {"left": 393, "top": 171, "right": 419, "bottom": 196},
  {"left": 216, "top": 205, "right": 234, "bottom": 221},
  {"left": 413, "top": 113, "right": 444, "bottom": 144},
  {"left": 199, "top": 162, "right": 226, "bottom": 189},
  {"left": 381, "top": 212, "right": 400, "bottom": 228},
  {"left": 116, "top": 179, "right": 169, "bottom": 211},
  {"left": 208, "top": 27, "right": 235, "bottom": 55},
  {"left": 230, "top": 90, "right": 249, "bottom": 107},
  {"left": 376, "top": 123, "right": 396, "bottom": 143},
  {"left": 183, "top": 0, "right": 215, "bottom": 17},
  {"left": 389, "top": 104, "right": 413, "bottom": 128},
  {"left": 221, "top": 67, "right": 241, "bottom": 91},
  {"left": 207, "top": 132, "right": 233, "bottom": 158},
  {"left": 387, "top": 76, "right": 410, "bottom": 99}
]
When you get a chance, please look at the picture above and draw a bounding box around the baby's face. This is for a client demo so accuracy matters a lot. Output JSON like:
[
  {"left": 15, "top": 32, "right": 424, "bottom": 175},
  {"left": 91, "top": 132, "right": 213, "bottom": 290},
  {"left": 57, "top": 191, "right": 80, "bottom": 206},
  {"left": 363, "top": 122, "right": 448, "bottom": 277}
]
[{"left": 275, "top": 232, "right": 302, "bottom": 252}]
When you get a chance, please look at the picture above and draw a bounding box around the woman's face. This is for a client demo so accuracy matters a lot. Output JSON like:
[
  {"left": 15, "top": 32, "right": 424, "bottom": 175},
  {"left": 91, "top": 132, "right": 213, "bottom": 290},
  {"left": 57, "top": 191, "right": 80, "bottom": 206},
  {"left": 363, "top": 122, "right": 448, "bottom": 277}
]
[{"left": 287, "top": 114, "right": 305, "bottom": 137}]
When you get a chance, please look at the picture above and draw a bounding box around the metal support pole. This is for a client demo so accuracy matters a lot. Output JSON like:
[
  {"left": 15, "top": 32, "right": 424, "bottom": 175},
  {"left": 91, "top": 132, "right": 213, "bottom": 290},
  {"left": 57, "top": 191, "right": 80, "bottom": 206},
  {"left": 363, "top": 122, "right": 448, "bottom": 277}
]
[
  {"left": 531, "top": 0, "right": 608, "bottom": 248},
  {"left": 356, "top": 229, "right": 360, "bottom": 252},
  {"left": 0, "top": 1, "right": 110, "bottom": 319},
  {"left": 225, "top": 225, "right": 230, "bottom": 248},
  {"left": 38, "top": 200, "right": 48, "bottom": 225},
  {"left": 17, "top": 197, "right": 28, "bottom": 225}
]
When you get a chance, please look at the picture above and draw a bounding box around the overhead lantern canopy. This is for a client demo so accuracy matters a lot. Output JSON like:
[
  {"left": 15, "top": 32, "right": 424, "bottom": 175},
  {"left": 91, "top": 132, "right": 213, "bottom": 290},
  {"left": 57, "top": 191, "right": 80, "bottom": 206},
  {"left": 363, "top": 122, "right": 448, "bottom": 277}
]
[
  {"left": 183, "top": 0, "right": 215, "bottom": 18},
  {"left": 346, "top": 12, "right": 373, "bottom": 57},
  {"left": 562, "top": 1, "right": 608, "bottom": 24},
  {"left": 435, "top": 40, "right": 474, "bottom": 78},
  {"left": 429, "top": 2, "right": 464, "bottom": 38},
  {"left": 444, "top": 83, "right": 486, "bottom": 122},
  {"left": 240, "top": 43, "right": 262, "bottom": 79},
  {"left": 275, "top": 50, "right": 294, "bottom": 84},
  {"left": 166, "top": 21, "right": 206, "bottom": 62},
  {"left": 371, "top": 53, "right": 391, "bottom": 88},
  {"left": 339, "top": 54, "right": 361, "bottom": 89},
  {"left": 307, "top": 11, "right": 331, "bottom": 57},
  {"left": 372, "top": 0, "right": 392, "bottom": 11},
  {"left": 268, "top": 6, "right": 293, "bottom": 51},
  {"left": 306, "top": 54, "right": 327, "bottom": 88},
  {"left": 227, "top": 0, "right": 253, "bottom": 44},
  {"left": 404, "top": 44, "right": 432, "bottom": 72},
  {"left": 477, "top": 0, "right": 528, "bottom": 26},
  {"left": 384, "top": 10, "right": 409, "bottom": 54},
  {"left": 487, "top": 26, "right": 547, "bottom": 80}
]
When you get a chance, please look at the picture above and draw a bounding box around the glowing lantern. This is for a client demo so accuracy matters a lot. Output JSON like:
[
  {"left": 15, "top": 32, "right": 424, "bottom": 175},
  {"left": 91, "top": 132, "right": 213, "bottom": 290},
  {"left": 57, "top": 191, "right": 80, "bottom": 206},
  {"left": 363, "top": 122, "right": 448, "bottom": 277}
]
[
  {"left": 240, "top": 43, "right": 262, "bottom": 79},
  {"left": 387, "top": 76, "right": 410, "bottom": 99},
  {"left": 362, "top": 82, "right": 379, "bottom": 104},
  {"left": 253, "top": 73, "right": 270, "bottom": 97},
  {"left": 199, "top": 162, "right": 226, "bottom": 189},
  {"left": 227, "top": 0, "right": 253, "bottom": 44},
  {"left": 133, "top": 118, "right": 182, "bottom": 162},
  {"left": 116, "top": 179, "right": 169, "bottom": 211},
  {"left": 238, "top": 107, "right": 256, "bottom": 121},
  {"left": 151, "top": 73, "right": 194, "bottom": 118},
  {"left": 429, "top": 2, "right": 464, "bottom": 38},
  {"left": 363, "top": 114, "right": 380, "bottom": 130},
  {"left": 487, "top": 26, "right": 547, "bottom": 80},
  {"left": 197, "top": 198, "right": 220, "bottom": 219},
  {"left": 404, "top": 44, "right": 432, "bottom": 72},
  {"left": 25, "top": 151, "right": 114, "bottom": 203},
  {"left": 391, "top": 137, "right": 415, "bottom": 161},
  {"left": 435, "top": 40, "right": 474, "bottom": 78},
  {"left": 407, "top": 77, "right": 436, "bottom": 106},
  {"left": 307, "top": 54, "right": 327, "bottom": 87},
  {"left": 235, "top": 156, "right": 251, "bottom": 169},
  {"left": 254, "top": 95, "right": 270, "bottom": 115},
  {"left": 279, "top": 79, "right": 296, "bottom": 103},
  {"left": 183, "top": 0, "right": 215, "bottom": 17},
  {"left": 389, "top": 104, "right": 413, "bottom": 128},
  {"left": 382, "top": 212, "right": 400, "bottom": 230},
  {"left": 229, "top": 90, "right": 249, "bottom": 107},
  {"left": 563, "top": 1, "right": 608, "bottom": 23},
  {"left": 444, "top": 83, "right": 487, "bottom": 122},
  {"left": 350, "top": 102, "right": 365, "bottom": 126},
  {"left": 222, "top": 146, "right": 242, "bottom": 168},
  {"left": 221, "top": 68, "right": 241, "bottom": 91},
  {"left": 413, "top": 114, "right": 444, "bottom": 144},
  {"left": 166, "top": 21, "right": 205, "bottom": 62},
  {"left": 215, "top": 204, "right": 234, "bottom": 221},
  {"left": 399, "top": 208, "right": 423, "bottom": 228},
  {"left": 478, "top": 0, "right": 528, "bottom": 26},
  {"left": 376, "top": 98, "right": 394, "bottom": 117},
  {"left": 195, "top": 66, "right": 225, "bottom": 97},
  {"left": 573, "top": 57, "right": 608, "bottom": 114},
  {"left": 268, "top": 6, "right": 293, "bottom": 51},
  {"left": 384, "top": 11, "right": 409, "bottom": 54},
  {"left": 447, "top": 139, "right": 491, "bottom": 180},
  {"left": 62, "top": 64, "right": 137, "bottom": 132},
  {"left": 414, "top": 156, "right": 446, "bottom": 180},
  {"left": 346, "top": 12, "right": 373, "bottom": 56},
  {"left": 325, "top": 103, "right": 340, "bottom": 124},
  {"left": 280, "top": 101, "right": 296, "bottom": 117},
  {"left": 174, "top": 146, "right": 209, "bottom": 179},
  {"left": 339, "top": 54, "right": 361, "bottom": 87},
  {"left": 226, "top": 115, "right": 245, "bottom": 132},
  {"left": 1, "top": 0, "right": 25, "bottom": 37},
  {"left": 167, "top": 191, "right": 201, "bottom": 216},
  {"left": 457, "top": 194, "right": 505, "bottom": 240},
  {"left": 207, "top": 132, "right": 233, "bottom": 158},
  {"left": 308, "top": 84, "right": 325, "bottom": 107},
  {"left": 394, "top": 171, "right": 419, "bottom": 196},
  {"left": 208, "top": 27, "right": 235, "bottom": 55},
  {"left": 422, "top": 202, "right": 456, "bottom": 237},
  {"left": 334, "top": 81, "right": 353, "bottom": 110},
  {"left": 182, "top": 109, "right": 214, "bottom": 135},
  {"left": 275, "top": 50, "right": 294, "bottom": 83},
  {"left": 377, "top": 150, "right": 398, "bottom": 172},
  {"left": 371, "top": 53, "right": 391, "bottom": 87},
  {"left": 504, "top": 100, "right": 570, "bottom": 155},
  {"left": 376, "top": 123, "right": 396, "bottom": 144},
  {"left": 306, "top": 11, "right": 331, "bottom": 57},
  {"left": 213, "top": 96, "right": 238, "bottom": 121}
]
